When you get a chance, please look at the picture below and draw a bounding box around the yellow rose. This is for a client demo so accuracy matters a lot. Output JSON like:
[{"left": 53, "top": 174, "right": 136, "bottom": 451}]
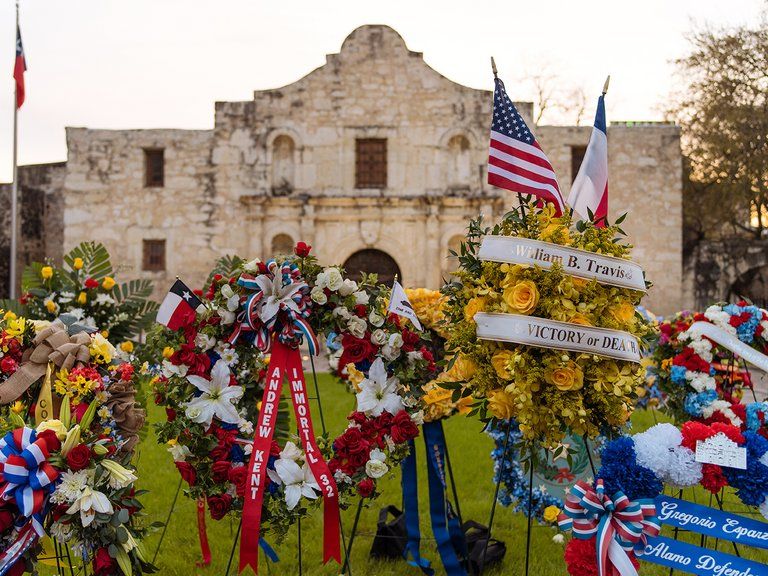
[
  {"left": 487, "top": 389, "right": 515, "bottom": 420},
  {"left": 491, "top": 350, "right": 515, "bottom": 380},
  {"left": 41, "top": 266, "right": 53, "bottom": 280},
  {"left": 77, "top": 292, "right": 87, "bottom": 305},
  {"left": 463, "top": 297, "right": 487, "bottom": 323},
  {"left": 545, "top": 361, "right": 584, "bottom": 392},
  {"left": 569, "top": 313, "right": 592, "bottom": 327},
  {"left": 120, "top": 341, "right": 134, "bottom": 353},
  {"left": 503, "top": 280, "right": 539, "bottom": 315},
  {"left": 162, "top": 346, "right": 175, "bottom": 359},
  {"left": 89, "top": 333, "right": 115, "bottom": 364},
  {"left": 610, "top": 302, "right": 636, "bottom": 325},
  {"left": 543, "top": 505, "right": 561, "bottom": 523},
  {"left": 452, "top": 354, "right": 478, "bottom": 381},
  {"left": 45, "top": 299, "right": 57, "bottom": 313},
  {"left": 36, "top": 419, "right": 68, "bottom": 440},
  {"left": 72, "top": 257, "right": 84, "bottom": 270},
  {"left": 102, "top": 276, "right": 116, "bottom": 290}
]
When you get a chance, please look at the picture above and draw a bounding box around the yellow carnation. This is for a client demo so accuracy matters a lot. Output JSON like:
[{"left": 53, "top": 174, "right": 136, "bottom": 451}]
[
  {"left": 545, "top": 361, "right": 584, "bottom": 392},
  {"left": 487, "top": 389, "right": 515, "bottom": 420},
  {"left": 102, "top": 276, "right": 116, "bottom": 290},
  {"left": 503, "top": 280, "right": 539, "bottom": 315},
  {"left": 543, "top": 505, "right": 561, "bottom": 523},
  {"left": 77, "top": 292, "right": 87, "bottom": 305},
  {"left": 119, "top": 341, "right": 134, "bottom": 354},
  {"left": 463, "top": 297, "right": 487, "bottom": 323},
  {"left": 491, "top": 349, "right": 515, "bottom": 380},
  {"left": 72, "top": 257, "right": 84, "bottom": 270},
  {"left": 41, "top": 266, "right": 53, "bottom": 280}
]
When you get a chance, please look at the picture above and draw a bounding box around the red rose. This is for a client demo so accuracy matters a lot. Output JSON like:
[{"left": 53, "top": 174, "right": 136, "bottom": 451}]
[
  {"left": 193, "top": 289, "right": 203, "bottom": 297},
  {"left": 36, "top": 429, "right": 61, "bottom": 453},
  {"left": 73, "top": 402, "right": 89, "bottom": 424},
  {"left": 211, "top": 460, "right": 231, "bottom": 483},
  {"left": 354, "top": 305, "right": 368, "bottom": 317},
  {"left": 390, "top": 410, "right": 419, "bottom": 444},
  {"left": 207, "top": 494, "right": 233, "bottom": 520},
  {"left": 66, "top": 444, "right": 91, "bottom": 471},
  {"left": 0, "top": 356, "right": 18, "bottom": 375},
  {"left": 175, "top": 461, "right": 196, "bottom": 486},
  {"left": 84, "top": 277, "right": 99, "bottom": 289},
  {"left": 357, "top": 478, "right": 375, "bottom": 498},
  {"left": 92, "top": 547, "right": 116, "bottom": 576},
  {"left": 18, "top": 292, "right": 30, "bottom": 305},
  {"left": 166, "top": 408, "right": 177, "bottom": 422},
  {"left": 0, "top": 501, "right": 14, "bottom": 533},
  {"left": 270, "top": 441, "right": 282, "bottom": 456},
  {"left": 294, "top": 241, "right": 312, "bottom": 257},
  {"left": 228, "top": 466, "right": 247, "bottom": 497},
  {"left": 339, "top": 333, "right": 377, "bottom": 366},
  {"left": 348, "top": 412, "right": 367, "bottom": 425}
]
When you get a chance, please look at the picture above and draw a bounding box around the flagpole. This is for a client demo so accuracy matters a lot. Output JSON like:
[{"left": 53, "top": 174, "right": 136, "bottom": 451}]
[{"left": 9, "top": 0, "right": 20, "bottom": 299}]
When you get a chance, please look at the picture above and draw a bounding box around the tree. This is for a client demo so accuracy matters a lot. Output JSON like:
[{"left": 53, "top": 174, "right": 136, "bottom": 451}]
[{"left": 669, "top": 14, "right": 768, "bottom": 239}]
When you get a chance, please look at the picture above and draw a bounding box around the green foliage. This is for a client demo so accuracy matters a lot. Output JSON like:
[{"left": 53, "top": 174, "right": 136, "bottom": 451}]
[{"left": 204, "top": 255, "right": 246, "bottom": 287}]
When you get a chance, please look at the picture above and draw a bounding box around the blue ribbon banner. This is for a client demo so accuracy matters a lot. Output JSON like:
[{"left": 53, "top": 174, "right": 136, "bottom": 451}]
[
  {"left": 642, "top": 535, "right": 768, "bottom": 576},
  {"left": 655, "top": 495, "right": 768, "bottom": 549},
  {"left": 402, "top": 438, "right": 433, "bottom": 575}
]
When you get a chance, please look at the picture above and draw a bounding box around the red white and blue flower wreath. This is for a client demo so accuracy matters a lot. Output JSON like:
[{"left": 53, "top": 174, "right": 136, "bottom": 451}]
[{"left": 556, "top": 422, "right": 768, "bottom": 576}]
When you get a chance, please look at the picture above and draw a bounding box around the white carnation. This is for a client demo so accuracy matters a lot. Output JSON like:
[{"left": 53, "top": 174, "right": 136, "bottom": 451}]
[
  {"left": 310, "top": 287, "right": 328, "bottom": 305},
  {"left": 338, "top": 279, "right": 358, "bottom": 297},
  {"left": 370, "top": 329, "right": 387, "bottom": 346},
  {"left": 368, "top": 311, "right": 385, "bottom": 327},
  {"left": 365, "top": 459, "right": 389, "bottom": 479}
]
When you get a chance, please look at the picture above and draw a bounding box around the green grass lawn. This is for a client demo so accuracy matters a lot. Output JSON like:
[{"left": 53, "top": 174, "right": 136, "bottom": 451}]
[{"left": 49, "top": 374, "right": 768, "bottom": 575}]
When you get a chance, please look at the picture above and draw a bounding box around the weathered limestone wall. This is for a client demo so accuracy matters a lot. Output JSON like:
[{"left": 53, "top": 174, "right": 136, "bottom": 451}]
[
  {"left": 0, "top": 162, "right": 66, "bottom": 298},
  {"left": 64, "top": 128, "right": 218, "bottom": 294}
]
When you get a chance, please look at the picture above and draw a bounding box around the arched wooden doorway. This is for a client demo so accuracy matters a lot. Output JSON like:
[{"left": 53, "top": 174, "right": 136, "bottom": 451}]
[{"left": 343, "top": 249, "right": 401, "bottom": 286}]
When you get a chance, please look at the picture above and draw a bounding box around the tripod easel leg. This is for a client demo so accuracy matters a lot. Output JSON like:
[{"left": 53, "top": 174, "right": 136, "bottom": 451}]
[
  {"left": 151, "top": 476, "right": 183, "bottom": 564},
  {"left": 480, "top": 421, "right": 512, "bottom": 573}
]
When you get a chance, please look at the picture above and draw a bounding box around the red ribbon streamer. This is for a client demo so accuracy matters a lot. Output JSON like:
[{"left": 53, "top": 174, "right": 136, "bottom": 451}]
[
  {"left": 239, "top": 340, "right": 340, "bottom": 573},
  {"left": 196, "top": 498, "right": 212, "bottom": 567}
]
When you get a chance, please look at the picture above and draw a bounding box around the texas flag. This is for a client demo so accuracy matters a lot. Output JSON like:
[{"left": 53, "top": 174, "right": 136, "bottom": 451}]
[
  {"left": 14, "top": 25, "right": 26, "bottom": 109},
  {"left": 157, "top": 279, "right": 203, "bottom": 330},
  {"left": 568, "top": 92, "right": 608, "bottom": 225}
]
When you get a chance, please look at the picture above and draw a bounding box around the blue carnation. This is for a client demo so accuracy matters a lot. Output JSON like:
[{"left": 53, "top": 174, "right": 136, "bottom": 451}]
[
  {"left": 670, "top": 365, "right": 688, "bottom": 386},
  {"left": 746, "top": 402, "right": 768, "bottom": 432},
  {"left": 597, "top": 437, "right": 662, "bottom": 500},
  {"left": 229, "top": 444, "right": 245, "bottom": 464},
  {"left": 684, "top": 390, "right": 718, "bottom": 416},
  {"left": 722, "top": 432, "right": 768, "bottom": 507}
]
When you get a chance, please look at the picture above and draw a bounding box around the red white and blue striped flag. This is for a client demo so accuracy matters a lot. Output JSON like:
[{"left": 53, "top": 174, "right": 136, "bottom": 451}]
[
  {"left": 568, "top": 92, "right": 608, "bottom": 224},
  {"left": 488, "top": 77, "right": 565, "bottom": 215},
  {"left": 14, "top": 25, "right": 26, "bottom": 109}
]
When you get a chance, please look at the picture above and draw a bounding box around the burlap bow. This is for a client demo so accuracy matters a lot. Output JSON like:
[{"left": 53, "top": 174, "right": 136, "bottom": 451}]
[
  {"left": 0, "top": 320, "right": 91, "bottom": 404},
  {"left": 105, "top": 381, "right": 145, "bottom": 453}
]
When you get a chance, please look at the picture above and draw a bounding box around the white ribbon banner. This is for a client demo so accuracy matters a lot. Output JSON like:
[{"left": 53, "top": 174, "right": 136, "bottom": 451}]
[
  {"left": 478, "top": 236, "right": 647, "bottom": 292},
  {"left": 474, "top": 312, "right": 641, "bottom": 363},
  {"left": 687, "top": 321, "right": 768, "bottom": 372}
]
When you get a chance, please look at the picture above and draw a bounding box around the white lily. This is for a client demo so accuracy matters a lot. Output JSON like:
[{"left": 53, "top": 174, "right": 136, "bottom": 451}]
[
  {"left": 356, "top": 358, "right": 404, "bottom": 417},
  {"left": 184, "top": 360, "right": 244, "bottom": 427},
  {"left": 267, "top": 459, "right": 320, "bottom": 510},
  {"left": 279, "top": 441, "right": 303, "bottom": 462},
  {"left": 253, "top": 265, "right": 306, "bottom": 325},
  {"left": 101, "top": 459, "right": 139, "bottom": 489},
  {"left": 66, "top": 486, "right": 113, "bottom": 527}
]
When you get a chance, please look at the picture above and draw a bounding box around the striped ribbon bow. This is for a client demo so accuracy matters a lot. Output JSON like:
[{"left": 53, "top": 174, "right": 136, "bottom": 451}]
[
  {"left": 0, "top": 428, "right": 60, "bottom": 536},
  {"left": 557, "top": 479, "right": 660, "bottom": 576},
  {"left": 228, "top": 259, "right": 319, "bottom": 355}
]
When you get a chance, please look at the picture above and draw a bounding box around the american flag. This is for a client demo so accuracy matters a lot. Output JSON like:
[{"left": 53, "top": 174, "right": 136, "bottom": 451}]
[{"left": 488, "top": 77, "right": 565, "bottom": 215}]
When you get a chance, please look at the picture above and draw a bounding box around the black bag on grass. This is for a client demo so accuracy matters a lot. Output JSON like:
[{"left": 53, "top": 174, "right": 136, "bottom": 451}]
[
  {"left": 463, "top": 520, "right": 506, "bottom": 575},
  {"left": 370, "top": 505, "right": 408, "bottom": 559}
]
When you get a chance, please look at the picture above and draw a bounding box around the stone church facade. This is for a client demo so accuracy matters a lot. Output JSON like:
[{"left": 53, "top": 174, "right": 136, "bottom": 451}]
[{"left": 4, "top": 25, "right": 684, "bottom": 314}]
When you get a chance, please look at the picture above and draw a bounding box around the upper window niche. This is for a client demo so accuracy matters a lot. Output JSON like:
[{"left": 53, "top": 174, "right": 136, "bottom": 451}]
[
  {"left": 447, "top": 135, "right": 471, "bottom": 188},
  {"left": 144, "top": 148, "right": 164, "bottom": 188},
  {"left": 355, "top": 138, "right": 387, "bottom": 189},
  {"left": 271, "top": 135, "right": 295, "bottom": 196}
]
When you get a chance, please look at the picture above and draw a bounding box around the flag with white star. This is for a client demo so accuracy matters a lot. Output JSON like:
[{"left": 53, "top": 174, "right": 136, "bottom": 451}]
[
  {"left": 157, "top": 279, "right": 203, "bottom": 330},
  {"left": 488, "top": 77, "right": 565, "bottom": 215}
]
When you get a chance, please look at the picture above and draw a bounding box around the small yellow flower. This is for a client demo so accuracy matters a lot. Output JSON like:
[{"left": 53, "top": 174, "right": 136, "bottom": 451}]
[
  {"left": 543, "top": 505, "right": 561, "bottom": 523},
  {"left": 101, "top": 330, "right": 109, "bottom": 338},
  {"left": 346, "top": 363, "right": 365, "bottom": 392},
  {"left": 120, "top": 341, "right": 134, "bottom": 354},
  {"left": 610, "top": 302, "right": 636, "bottom": 326},
  {"left": 167, "top": 438, "right": 177, "bottom": 447},
  {"left": 3, "top": 311, "right": 16, "bottom": 321},
  {"left": 162, "top": 346, "right": 175, "bottom": 359},
  {"left": 77, "top": 292, "right": 87, "bottom": 305},
  {"left": 45, "top": 299, "right": 57, "bottom": 313},
  {"left": 102, "top": 276, "right": 116, "bottom": 290},
  {"left": 41, "top": 266, "right": 53, "bottom": 280},
  {"left": 503, "top": 280, "right": 540, "bottom": 315},
  {"left": 10, "top": 401, "right": 25, "bottom": 415},
  {"left": 72, "top": 257, "right": 84, "bottom": 270}
]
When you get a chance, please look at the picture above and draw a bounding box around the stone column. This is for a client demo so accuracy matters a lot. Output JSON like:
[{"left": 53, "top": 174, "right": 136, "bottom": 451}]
[{"left": 425, "top": 201, "right": 440, "bottom": 289}]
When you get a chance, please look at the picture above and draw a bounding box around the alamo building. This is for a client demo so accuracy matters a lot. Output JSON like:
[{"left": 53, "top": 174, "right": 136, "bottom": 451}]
[{"left": 0, "top": 25, "right": 684, "bottom": 315}]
